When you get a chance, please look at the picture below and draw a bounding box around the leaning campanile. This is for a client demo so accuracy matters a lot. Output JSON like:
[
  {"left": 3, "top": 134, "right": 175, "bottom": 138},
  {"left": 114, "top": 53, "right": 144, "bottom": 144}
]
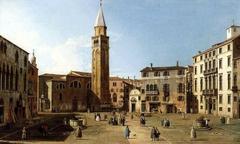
[{"left": 91, "top": 2, "right": 111, "bottom": 111}]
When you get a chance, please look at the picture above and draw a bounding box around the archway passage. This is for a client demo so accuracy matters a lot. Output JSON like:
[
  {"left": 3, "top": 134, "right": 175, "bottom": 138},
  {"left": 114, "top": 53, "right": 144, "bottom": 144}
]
[{"left": 0, "top": 98, "right": 4, "bottom": 123}]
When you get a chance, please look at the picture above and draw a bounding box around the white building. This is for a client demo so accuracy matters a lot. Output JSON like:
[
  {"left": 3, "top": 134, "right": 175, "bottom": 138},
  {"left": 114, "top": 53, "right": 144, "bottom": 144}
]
[{"left": 193, "top": 25, "right": 240, "bottom": 118}]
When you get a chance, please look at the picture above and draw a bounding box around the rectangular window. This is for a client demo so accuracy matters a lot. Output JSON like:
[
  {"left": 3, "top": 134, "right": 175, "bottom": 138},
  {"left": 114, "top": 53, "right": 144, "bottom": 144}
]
[
  {"left": 219, "top": 94, "right": 223, "bottom": 104},
  {"left": 228, "top": 44, "right": 231, "bottom": 51},
  {"left": 219, "top": 59, "right": 222, "bottom": 69},
  {"left": 200, "top": 78, "right": 203, "bottom": 91},
  {"left": 200, "top": 105, "right": 203, "bottom": 109},
  {"left": 219, "top": 48, "right": 222, "bottom": 54},
  {"left": 194, "top": 66, "right": 197, "bottom": 75},
  {"left": 227, "top": 73, "right": 231, "bottom": 89},
  {"left": 219, "top": 107, "right": 222, "bottom": 111},
  {"left": 228, "top": 108, "right": 231, "bottom": 112},
  {"left": 219, "top": 75, "right": 222, "bottom": 90},
  {"left": 213, "top": 50, "right": 215, "bottom": 56},
  {"left": 200, "top": 64, "right": 203, "bottom": 73},
  {"left": 200, "top": 95, "right": 203, "bottom": 103},
  {"left": 227, "top": 56, "right": 231, "bottom": 67},
  {"left": 200, "top": 55, "right": 203, "bottom": 60},
  {"left": 113, "top": 82, "right": 117, "bottom": 87},
  {"left": 213, "top": 59, "right": 215, "bottom": 68},
  {"left": 194, "top": 78, "right": 197, "bottom": 92},
  {"left": 228, "top": 94, "right": 231, "bottom": 104},
  {"left": 234, "top": 96, "right": 237, "bottom": 102}
]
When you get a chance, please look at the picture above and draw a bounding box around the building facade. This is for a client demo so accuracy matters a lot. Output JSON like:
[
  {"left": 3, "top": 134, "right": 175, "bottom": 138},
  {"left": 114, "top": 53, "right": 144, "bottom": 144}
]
[
  {"left": 193, "top": 25, "right": 240, "bottom": 118},
  {"left": 109, "top": 77, "right": 140, "bottom": 111},
  {"left": 0, "top": 35, "right": 29, "bottom": 125},
  {"left": 27, "top": 52, "right": 38, "bottom": 117},
  {"left": 91, "top": 4, "right": 111, "bottom": 111},
  {"left": 140, "top": 64, "right": 187, "bottom": 113},
  {"left": 39, "top": 71, "right": 91, "bottom": 112}
]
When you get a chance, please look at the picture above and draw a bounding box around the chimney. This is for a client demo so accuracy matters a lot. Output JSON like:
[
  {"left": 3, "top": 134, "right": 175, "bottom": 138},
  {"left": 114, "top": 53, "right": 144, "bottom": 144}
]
[{"left": 150, "top": 63, "right": 153, "bottom": 70}]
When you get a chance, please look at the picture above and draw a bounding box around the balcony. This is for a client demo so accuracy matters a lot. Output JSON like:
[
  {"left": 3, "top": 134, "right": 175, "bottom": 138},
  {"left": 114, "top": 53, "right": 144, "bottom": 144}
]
[
  {"left": 232, "top": 86, "right": 238, "bottom": 93},
  {"left": 203, "top": 89, "right": 218, "bottom": 96},
  {"left": 146, "top": 90, "right": 159, "bottom": 95},
  {"left": 203, "top": 68, "right": 218, "bottom": 75}
]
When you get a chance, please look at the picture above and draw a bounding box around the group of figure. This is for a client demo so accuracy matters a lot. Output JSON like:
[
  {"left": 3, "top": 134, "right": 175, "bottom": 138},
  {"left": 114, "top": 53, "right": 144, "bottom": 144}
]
[
  {"left": 38, "top": 123, "right": 49, "bottom": 137},
  {"left": 161, "top": 118, "right": 170, "bottom": 128},
  {"left": 151, "top": 127, "right": 160, "bottom": 141},
  {"left": 109, "top": 116, "right": 118, "bottom": 125},
  {"left": 119, "top": 115, "right": 126, "bottom": 126}
]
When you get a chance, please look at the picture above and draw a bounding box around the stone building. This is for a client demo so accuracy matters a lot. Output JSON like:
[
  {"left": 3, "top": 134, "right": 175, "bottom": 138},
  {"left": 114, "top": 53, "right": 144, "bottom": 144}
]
[
  {"left": 185, "top": 66, "right": 198, "bottom": 113},
  {"left": 193, "top": 25, "right": 240, "bottom": 118},
  {"left": 0, "top": 35, "right": 29, "bottom": 125},
  {"left": 129, "top": 89, "right": 142, "bottom": 113},
  {"left": 27, "top": 51, "right": 38, "bottom": 117},
  {"left": 140, "top": 63, "right": 187, "bottom": 113},
  {"left": 109, "top": 77, "right": 140, "bottom": 111},
  {"left": 91, "top": 3, "right": 111, "bottom": 111},
  {"left": 39, "top": 71, "right": 91, "bottom": 112}
]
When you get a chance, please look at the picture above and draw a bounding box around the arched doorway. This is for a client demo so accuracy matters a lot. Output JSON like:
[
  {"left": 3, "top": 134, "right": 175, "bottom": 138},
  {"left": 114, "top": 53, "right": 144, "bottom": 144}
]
[
  {"left": 130, "top": 97, "right": 137, "bottom": 112},
  {"left": 0, "top": 98, "right": 4, "bottom": 123}
]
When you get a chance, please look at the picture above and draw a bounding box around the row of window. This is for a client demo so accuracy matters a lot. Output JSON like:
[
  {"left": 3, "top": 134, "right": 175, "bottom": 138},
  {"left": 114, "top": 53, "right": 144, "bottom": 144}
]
[
  {"left": 194, "top": 56, "right": 231, "bottom": 75},
  {"left": 200, "top": 95, "right": 238, "bottom": 105},
  {"left": 56, "top": 81, "right": 91, "bottom": 89},
  {"left": 110, "top": 88, "right": 124, "bottom": 93},
  {"left": 112, "top": 82, "right": 123, "bottom": 87},
  {"left": 142, "top": 70, "right": 185, "bottom": 77},
  {"left": 144, "top": 83, "right": 185, "bottom": 93},
  {"left": 194, "top": 73, "right": 236, "bottom": 92},
  {"left": 200, "top": 105, "right": 232, "bottom": 112},
  {"left": 194, "top": 44, "right": 231, "bottom": 63},
  {"left": 145, "top": 95, "right": 184, "bottom": 101}
]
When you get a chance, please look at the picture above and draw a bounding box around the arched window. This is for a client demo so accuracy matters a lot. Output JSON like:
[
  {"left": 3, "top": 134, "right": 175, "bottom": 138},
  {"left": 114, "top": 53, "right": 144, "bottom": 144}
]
[
  {"left": 24, "top": 56, "right": 27, "bottom": 67},
  {"left": 146, "top": 84, "right": 150, "bottom": 91},
  {"left": 163, "top": 71, "right": 169, "bottom": 76},
  {"left": 154, "top": 84, "right": 157, "bottom": 91},
  {"left": 87, "top": 82, "right": 91, "bottom": 89},
  {"left": 70, "top": 81, "right": 81, "bottom": 88},
  {"left": 113, "top": 93, "right": 117, "bottom": 102},
  {"left": 15, "top": 51, "right": 19, "bottom": 63},
  {"left": 150, "top": 84, "right": 154, "bottom": 91}
]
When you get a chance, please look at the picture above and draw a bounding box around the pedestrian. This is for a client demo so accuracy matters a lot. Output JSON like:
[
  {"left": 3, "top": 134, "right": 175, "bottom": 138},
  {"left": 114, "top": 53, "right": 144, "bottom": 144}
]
[
  {"left": 151, "top": 127, "right": 156, "bottom": 141},
  {"left": 155, "top": 127, "right": 160, "bottom": 141},
  {"left": 131, "top": 114, "right": 134, "bottom": 119},
  {"left": 43, "top": 123, "right": 48, "bottom": 136},
  {"left": 22, "top": 127, "right": 27, "bottom": 140},
  {"left": 190, "top": 126, "right": 196, "bottom": 139},
  {"left": 124, "top": 126, "right": 131, "bottom": 139},
  {"left": 75, "top": 126, "right": 82, "bottom": 138},
  {"left": 96, "top": 115, "right": 100, "bottom": 121},
  {"left": 122, "top": 117, "right": 125, "bottom": 126}
]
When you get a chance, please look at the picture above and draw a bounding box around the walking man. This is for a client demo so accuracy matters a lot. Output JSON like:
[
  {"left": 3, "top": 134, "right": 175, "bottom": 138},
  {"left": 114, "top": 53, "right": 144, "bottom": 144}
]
[{"left": 124, "top": 126, "right": 131, "bottom": 139}]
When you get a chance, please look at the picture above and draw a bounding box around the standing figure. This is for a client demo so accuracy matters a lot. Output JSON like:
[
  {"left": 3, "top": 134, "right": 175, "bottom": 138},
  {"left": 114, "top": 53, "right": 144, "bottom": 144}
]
[
  {"left": 96, "top": 115, "right": 100, "bottom": 121},
  {"left": 131, "top": 114, "right": 134, "bottom": 119},
  {"left": 124, "top": 126, "right": 131, "bottom": 139},
  {"left": 151, "top": 127, "right": 156, "bottom": 141},
  {"left": 155, "top": 127, "right": 160, "bottom": 141},
  {"left": 190, "top": 126, "right": 196, "bottom": 139},
  {"left": 75, "top": 126, "right": 82, "bottom": 138},
  {"left": 122, "top": 117, "right": 125, "bottom": 126},
  {"left": 22, "top": 127, "right": 27, "bottom": 140}
]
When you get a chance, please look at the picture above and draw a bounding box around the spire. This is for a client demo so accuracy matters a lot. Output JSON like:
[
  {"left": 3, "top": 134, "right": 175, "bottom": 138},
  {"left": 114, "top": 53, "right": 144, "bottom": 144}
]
[
  {"left": 95, "top": 0, "right": 106, "bottom": 27},
  {"left": 31, "top": 49, "right": 37, "bottom": 67}
]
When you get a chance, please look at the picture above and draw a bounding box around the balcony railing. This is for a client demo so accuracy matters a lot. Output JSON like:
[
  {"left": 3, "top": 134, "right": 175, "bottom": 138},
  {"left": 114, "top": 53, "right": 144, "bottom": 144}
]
[
  {"left": 232, "top": 86, "right": 238, "bottom": 93},
  {"left": 203, "top": 89, "right": 218, "bottom": 96},
  {"left": 203, "top": 68, "right": 218, "bottom": 75},
  {"left": 146, "top": 90, "right": 159, "bottom": 95}
]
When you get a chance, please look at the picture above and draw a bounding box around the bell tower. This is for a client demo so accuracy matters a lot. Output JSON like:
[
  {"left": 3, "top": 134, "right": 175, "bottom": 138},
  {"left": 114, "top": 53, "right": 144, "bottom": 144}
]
[{"left": 91, "top": 1, "right": 111, "bottom": 111}]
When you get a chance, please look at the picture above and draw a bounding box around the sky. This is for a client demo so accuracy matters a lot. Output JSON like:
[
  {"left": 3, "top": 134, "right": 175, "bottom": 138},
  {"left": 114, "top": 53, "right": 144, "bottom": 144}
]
[{"left": 0, "top": 0, "right": 240, "bottom": 78}]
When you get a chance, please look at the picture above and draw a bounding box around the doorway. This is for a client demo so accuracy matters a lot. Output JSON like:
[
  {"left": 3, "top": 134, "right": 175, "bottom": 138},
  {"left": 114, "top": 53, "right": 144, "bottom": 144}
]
[
  {"left": 72, "top": 97, "right": 78, "bottom": 112},
  {"left": 131, "top": 103, "right": 136, "bottom": 112}
]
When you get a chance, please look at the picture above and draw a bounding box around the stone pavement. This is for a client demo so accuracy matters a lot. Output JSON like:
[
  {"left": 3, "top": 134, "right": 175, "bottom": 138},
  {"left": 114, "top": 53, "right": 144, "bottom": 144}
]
[{"left": 125, "top": 116, "right": 169, "bottom": 144}]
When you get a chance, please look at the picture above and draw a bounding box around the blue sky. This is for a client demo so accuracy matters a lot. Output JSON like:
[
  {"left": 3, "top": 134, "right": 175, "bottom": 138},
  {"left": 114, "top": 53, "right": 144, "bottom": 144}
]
[{"left": 0, "top": 0, "right": 240, "bottom": 78}]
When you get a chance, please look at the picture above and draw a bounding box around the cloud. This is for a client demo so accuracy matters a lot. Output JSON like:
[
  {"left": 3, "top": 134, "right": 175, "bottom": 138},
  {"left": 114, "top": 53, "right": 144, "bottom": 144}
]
[{"left": 45, "top": 36, "right": 91, "bottom": 74}]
